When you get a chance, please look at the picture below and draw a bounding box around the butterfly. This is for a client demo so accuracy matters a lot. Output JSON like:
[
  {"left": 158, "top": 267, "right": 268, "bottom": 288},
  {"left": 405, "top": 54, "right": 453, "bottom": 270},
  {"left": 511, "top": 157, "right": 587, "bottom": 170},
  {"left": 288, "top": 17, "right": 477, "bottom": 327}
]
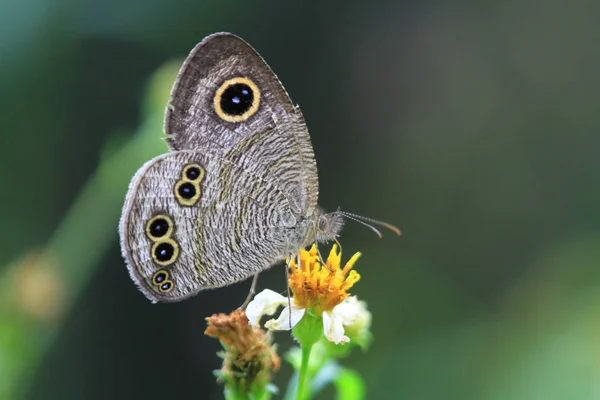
[{"left": 119, "top": 33, "right": 398, "bottom": 303}]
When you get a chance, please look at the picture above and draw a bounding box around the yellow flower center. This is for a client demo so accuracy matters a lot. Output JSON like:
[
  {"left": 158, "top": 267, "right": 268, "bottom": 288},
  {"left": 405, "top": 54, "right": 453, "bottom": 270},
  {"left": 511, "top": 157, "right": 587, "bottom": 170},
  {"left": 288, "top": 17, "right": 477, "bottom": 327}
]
[{"left": 288, "top": 244, "right": 361, "bottom": 315}]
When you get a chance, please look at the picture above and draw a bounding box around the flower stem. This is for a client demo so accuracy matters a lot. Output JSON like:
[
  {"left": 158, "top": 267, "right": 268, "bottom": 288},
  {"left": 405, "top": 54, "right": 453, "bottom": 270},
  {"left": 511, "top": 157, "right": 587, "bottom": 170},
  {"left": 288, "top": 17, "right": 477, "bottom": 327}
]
[{"left": 296, "top": 343, "right": 313, "bottom": 400}]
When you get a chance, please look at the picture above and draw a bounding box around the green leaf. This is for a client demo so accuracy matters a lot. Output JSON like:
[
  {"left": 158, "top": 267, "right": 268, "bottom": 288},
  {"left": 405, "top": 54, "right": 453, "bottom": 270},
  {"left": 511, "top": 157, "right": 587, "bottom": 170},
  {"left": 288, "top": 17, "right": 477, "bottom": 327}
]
[
  {"left": 282, "top": 371, "right": 298, "bottom": 400},
  {"left": 334, "top": 368, "right": 366, "bottom": 400},
  {"left": 308, "top": 362, "right": 366, "bottom": 400},
  {"left": 285, "top": 346, "right": 302, "bottom": 371},
  {"left": 311, "top": 361, "right": 341, "bottom": 395}
]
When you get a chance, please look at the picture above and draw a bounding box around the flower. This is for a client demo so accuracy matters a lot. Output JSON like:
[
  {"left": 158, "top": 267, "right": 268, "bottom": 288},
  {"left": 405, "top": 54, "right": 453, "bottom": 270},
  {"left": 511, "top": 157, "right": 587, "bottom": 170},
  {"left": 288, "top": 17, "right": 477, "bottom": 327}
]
[
  {"left": 205, "top": 309, "right": 279, "bottom": 395},
  {"left": 247, "top": 244, "right": 362, "bottom": 345},
  {"left": 331, "top": 296, "right": 372, "bottom": 349}
]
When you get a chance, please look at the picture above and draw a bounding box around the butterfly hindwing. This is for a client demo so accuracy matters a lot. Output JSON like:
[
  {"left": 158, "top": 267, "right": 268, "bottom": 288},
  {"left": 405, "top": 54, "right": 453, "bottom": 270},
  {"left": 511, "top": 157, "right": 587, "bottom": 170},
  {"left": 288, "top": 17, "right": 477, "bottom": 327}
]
[{"left": 119, "top": 150, "right": 299, "bottom": 302}]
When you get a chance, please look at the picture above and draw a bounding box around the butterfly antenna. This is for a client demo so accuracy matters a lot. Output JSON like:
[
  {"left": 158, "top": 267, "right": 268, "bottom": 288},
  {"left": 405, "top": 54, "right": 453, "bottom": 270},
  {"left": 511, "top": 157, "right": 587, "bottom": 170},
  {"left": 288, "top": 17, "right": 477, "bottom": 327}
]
[
  {"left": 338, "top": 213, "right": 383, "bottom": 238},
  {"left": 337, "top": 211, "right": 401, "bottom": 237}
]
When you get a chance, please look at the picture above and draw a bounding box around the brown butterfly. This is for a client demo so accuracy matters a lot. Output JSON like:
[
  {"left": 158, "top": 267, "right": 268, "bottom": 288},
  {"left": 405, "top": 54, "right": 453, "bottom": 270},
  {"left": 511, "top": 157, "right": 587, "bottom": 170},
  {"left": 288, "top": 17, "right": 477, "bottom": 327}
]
[{"left": 119, "top": 33, "right": 398, "bottom": 303}]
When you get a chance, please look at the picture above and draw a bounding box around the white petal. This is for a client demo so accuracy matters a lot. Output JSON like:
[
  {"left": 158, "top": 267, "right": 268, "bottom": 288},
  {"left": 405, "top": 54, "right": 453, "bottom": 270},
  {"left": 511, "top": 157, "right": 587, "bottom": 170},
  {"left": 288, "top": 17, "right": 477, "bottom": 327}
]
[
  {"left": 333, "top": 296, "right": 371, "bottom": 332},
  {"left": 265, "top": 305, "right": 306, "bottom": 331},
  {"left": 332, "top": 300, "right": 359, "bottom": 322},
  {"left": 332, "top": 296, "right": 360, "bottom": 323},
  {"left": 246, "top": 289, "right": 288, "bottom": 327},
  {"left": 322, "top": 310, "right": 350, "bottom": 344}
]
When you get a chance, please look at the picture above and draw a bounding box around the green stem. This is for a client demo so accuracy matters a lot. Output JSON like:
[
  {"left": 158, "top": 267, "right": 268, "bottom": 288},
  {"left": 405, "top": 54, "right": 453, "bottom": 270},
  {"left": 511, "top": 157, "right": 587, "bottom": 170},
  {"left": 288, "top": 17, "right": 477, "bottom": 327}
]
[{"left": 296, "top": 343, "right": 313, "bottom": 400}]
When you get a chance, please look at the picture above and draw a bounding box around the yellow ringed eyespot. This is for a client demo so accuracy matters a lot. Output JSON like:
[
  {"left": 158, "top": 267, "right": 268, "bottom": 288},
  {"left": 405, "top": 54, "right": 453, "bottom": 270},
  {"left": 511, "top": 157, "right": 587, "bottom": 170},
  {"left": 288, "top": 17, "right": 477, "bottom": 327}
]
[
  {"left": 213, "top": 77, "right": 261, "bottom": 122},
  {"left": 182, "top": 164, "right": 205, "bottom": 182},
  {"left": 146, "top": 215, "right": 174, "bottom": 240},
  {"left": 151, "top": 238, "right": 180, "bottom": 266},
  {"left": 174, "top": 180, "right": 201, "bottom": 206}
]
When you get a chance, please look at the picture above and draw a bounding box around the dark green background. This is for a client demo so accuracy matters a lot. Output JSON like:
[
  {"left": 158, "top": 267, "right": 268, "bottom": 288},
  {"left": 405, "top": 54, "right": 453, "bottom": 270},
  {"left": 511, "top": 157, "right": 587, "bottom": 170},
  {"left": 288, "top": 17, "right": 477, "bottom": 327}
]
[{"left": 3, "top": 0, "right": 600, "bottom": 399}]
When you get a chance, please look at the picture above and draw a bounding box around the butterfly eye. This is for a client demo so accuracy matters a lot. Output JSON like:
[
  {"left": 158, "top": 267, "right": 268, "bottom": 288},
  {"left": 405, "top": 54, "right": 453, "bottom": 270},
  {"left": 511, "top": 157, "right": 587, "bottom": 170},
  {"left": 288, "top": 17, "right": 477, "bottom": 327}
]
[
  {"left": 146, "top": 215, "right": 174, "bottom": 240},
  {"left": 151, "top": 238, "right": 179, "bottom": 266},
  {"left": 317, "top": 216, "right": 327, "bottom": 231},
  {"left": 213, "top": 77, "right": 261, "bottom": 122}
]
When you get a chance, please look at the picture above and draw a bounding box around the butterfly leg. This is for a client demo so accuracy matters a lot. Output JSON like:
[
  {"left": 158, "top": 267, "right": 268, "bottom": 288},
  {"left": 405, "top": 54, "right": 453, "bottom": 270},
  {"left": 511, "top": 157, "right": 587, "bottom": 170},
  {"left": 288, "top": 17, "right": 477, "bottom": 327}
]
[
  {"left": 315, "top": 244, "right": 333, "bottom": 272},
  {"left": 285, "top": 255, "right": 299, "bottom": 329},
  {"left": 239, "top": 273, "right": 260, "bottom": 310}
]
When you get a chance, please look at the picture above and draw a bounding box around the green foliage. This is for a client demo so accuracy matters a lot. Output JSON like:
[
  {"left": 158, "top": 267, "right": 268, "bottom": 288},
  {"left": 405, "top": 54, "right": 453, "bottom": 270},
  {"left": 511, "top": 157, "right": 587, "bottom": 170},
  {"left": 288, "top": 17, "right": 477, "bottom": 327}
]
[
  {"left": 4, "top": 1, "right": 600, "bottom": 399},
  {"left": 0, "top": 63, "right": 178, "bottom": 399}
]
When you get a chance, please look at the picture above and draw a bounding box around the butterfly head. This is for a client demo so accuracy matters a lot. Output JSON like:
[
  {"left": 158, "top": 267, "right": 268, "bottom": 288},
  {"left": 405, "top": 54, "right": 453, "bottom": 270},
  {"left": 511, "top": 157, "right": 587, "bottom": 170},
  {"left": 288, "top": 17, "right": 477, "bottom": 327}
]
[
  {"left": 313, "top": 209, "right": 345, "bottom": 243},
  {"left": 317, "top": 209, "right": 402, "bottom": 243}
]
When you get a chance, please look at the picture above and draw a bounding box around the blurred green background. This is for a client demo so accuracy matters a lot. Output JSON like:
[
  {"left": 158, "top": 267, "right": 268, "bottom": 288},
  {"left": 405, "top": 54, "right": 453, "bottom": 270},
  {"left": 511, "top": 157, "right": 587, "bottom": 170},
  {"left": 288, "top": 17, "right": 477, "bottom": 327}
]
[{"left": 2, "top": 0, "right": 600, "bottom": 399}]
